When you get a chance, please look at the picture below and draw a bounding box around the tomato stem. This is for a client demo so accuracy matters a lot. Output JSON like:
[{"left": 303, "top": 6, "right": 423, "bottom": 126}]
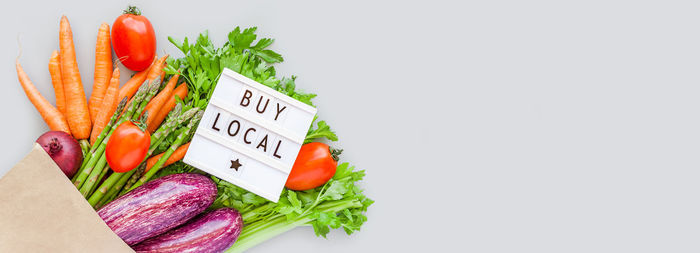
[
  {"left": 330, "top": 147, "right": 343, "bottom": 162},
  {"left": 123, "top": 5, "right": 141, "bottom": 15}
]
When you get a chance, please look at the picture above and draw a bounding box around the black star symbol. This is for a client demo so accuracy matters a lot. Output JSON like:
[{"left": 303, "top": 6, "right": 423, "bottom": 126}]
[{"left": 230, "top": 159, "right": 243, "bottom": 171}]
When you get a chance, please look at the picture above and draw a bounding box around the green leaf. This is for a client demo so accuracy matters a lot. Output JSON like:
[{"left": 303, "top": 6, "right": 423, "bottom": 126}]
[
  {"left": 318, "top": 211, "right": 340, "bottom": 229},
  {"left": 296, "top": 190, "right": 318, "bottom": 207},
  {"left": 168, "top": 36, "right": 184, "bottom": 52},
  {"left": 292, "top": 92, "right": 317, "bottom": 106},
  {"left": 253, "top": 38, "right": 274, "bottom": 50},
  {"left": 333, "top": 163, "right": 352, "bottom": 180},
  {"left": 242, "top": 192, "right": 267, "bottom": 206},
  {"left": 163, "top": 63, "right": 180, "bottom": 75},
  {"left": 342, "top": 209, "right": 354, "bottom": 223},
  {"left": 287, "top": 190, "right": 302, "bottom": 210},
  {"left": 322, "top": 180, "right": 349, "bottom": 201},
  {"left": 228, "top": 27, "right": 258, "bottom": 53},
  {"left": 311, "top": 219, "right": 330, "bottom": 238},
  {"left": 252, "top": 49, "right": 284, "bottom": 63},
  {"left": 305, "top": 119, "right": 338, "bottom": 143}
]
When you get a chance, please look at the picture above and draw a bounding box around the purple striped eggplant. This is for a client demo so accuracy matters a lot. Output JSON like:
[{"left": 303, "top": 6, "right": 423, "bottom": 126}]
[
  {"left": 133, "top": 208, "right": 244, "bottom": 253},
  {"left": 97, "top": 173, "right": 217, "bottom": 246}
]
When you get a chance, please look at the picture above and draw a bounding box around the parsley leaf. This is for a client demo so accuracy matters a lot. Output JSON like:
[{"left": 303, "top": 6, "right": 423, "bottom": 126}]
[
  {"left": 252, "top": 49, "right": 284, "bottom": 63},
  {"left": 306, "top": 116, "right": 338, "bottom": 143},
  {"left": 228, "top": 27, "right": 258, "bottom": 53}
]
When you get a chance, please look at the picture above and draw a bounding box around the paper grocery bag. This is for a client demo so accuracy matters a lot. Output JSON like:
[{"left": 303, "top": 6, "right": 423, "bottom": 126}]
[{"left": 0, "top": 144, "right": 133, "bottom": 252}]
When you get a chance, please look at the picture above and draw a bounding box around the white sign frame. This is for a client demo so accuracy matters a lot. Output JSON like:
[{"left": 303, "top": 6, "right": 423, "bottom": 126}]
[{"left": 184, "top": 68, "right": 317, "bottom": 202}]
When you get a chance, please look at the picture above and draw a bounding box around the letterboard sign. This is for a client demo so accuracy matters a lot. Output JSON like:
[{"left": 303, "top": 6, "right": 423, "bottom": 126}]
[{"left": 184, "top": 68, "right": 317, "bottom": 202}]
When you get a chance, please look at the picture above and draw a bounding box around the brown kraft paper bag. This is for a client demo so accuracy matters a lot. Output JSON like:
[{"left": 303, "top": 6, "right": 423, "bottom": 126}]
[{"left": 0, "top": 143, "right": 133, "bottom": 252}]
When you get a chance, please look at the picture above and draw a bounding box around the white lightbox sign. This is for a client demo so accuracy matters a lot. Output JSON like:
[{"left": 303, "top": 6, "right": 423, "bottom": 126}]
[{"left": 184, "top": 68, "right": 317, "bottom": 202}]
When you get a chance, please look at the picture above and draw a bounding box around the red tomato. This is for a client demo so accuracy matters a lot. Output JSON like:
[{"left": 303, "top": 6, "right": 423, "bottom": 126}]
[
  {"left": 106, "top": 121, "right": 150, "bottom": 173},
  {"left": 112, "top": 6, "right": 156, "bottom": 71},
  {"left": 285, "top": 142, "right": 340, "bottom": 191}
]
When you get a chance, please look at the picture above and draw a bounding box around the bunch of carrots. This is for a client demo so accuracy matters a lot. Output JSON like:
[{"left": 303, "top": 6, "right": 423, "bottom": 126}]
[{"left": 16, "top": 16, "right": 195, "bottom": 206}]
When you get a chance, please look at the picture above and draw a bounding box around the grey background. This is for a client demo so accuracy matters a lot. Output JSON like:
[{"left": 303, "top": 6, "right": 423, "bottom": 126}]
[{"left": 0, "top": 0, "right": 698, "bottom": 252}]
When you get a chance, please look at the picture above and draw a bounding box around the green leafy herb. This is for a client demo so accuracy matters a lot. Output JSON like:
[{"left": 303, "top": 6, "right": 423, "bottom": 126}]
[
  {"left": 213, "top": 163, "right": 372, "bottom": 253},
  {"left": 305, "top": 116, "right": 338, "bottom": 143},
  {"left": 164, "top": 27, "right": 298, "bottom": 110}
]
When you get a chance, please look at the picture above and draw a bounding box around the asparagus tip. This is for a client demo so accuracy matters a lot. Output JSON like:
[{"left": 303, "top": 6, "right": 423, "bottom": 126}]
[
  {"left": 117, "top": 97, "right": 127, "bottom": 109},
  {"left": 189, "top": 111, "right": 204, "bottom": 127}
]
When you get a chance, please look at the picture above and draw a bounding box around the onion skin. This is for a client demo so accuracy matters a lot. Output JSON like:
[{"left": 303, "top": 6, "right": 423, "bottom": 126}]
[
  {"left": 97, "top": 173, "right": 217, "bottom": 246},
  {"left": 36, "top": 131, "right": 83, "bottom": 177},
  {"left": 133, "top": 208, "right": 243, "bottom": 253}
]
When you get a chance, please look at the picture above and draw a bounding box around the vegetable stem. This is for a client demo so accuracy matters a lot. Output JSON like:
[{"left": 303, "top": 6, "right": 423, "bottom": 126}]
[
  {"left": 240, "top": 202, "right": 276, "bottom": 223},
  {"left": 95, "top": 168, "right": 131, "bottom": 209},
  {"left": 102, "top": 165, "right": 139, "bottom": 205},
  {"left": 73, "top": 136, "right": 109, "bottom": 189},
  {"left": 79, "top": 139, "right": 90, "bottom": 158},
  {"left": 132, "top": 78, "right": 162, "bottom": 119},
  {"left": 87, "top": 171, "right": 126, "bottom": 207},
  {"left": 227, "top": 199, "right": 362, "bottom": 253},
  {"left": 78, "top": 152, "right": 109, "bottom": 196},
  {"left": 123, "top": 6, "right": 142, "bottom": 16},
  {"left": 229, "top": 217, "right": 309, "bottom": 253},
  {"left": 119, "top": 162, "right": 145, "bottom": 196},
  {"left": 88, "top": 165, "right": 110, "bottom": 196}
]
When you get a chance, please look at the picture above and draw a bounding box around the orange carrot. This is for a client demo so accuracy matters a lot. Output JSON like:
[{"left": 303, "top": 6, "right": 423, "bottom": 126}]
[
  {"left": 148, "top": 83, "right": 188, "bottom": 133},
  {"left": 48, "top": 50, "right": 66, "bottom": 115},
  {"left": 159, "top": 61, "right": 166, "bottom": 82},
  {"left": 59, "top": 16, "right": 91, "bottom": 139},
  {"left": 143, "top": 74, "right": 179, "bottom": 128},
  {"left": 129, "top": 55, "right": 167, "bottom": 117},
  {"left": 88, "top": 23, "right": 112, "bottom": 123},
  {"left": 146, "top": 143, "right": 190, "bottom": 171},
  {"left": 116, "top": 63, "right": 151, "bottom": 102},
  {"left": 146, "top": 55, "right": 168, "bottom": 81},
  {"left": 16, "top": 60, "right": 71, "bottom": 135},
  {"left": 90, "top": 68, "right": 120, "bottom": 144}
]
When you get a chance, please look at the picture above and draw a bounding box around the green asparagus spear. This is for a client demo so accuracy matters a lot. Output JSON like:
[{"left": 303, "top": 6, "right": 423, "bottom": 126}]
[
  {"left": 96, "top": 164, "right": 140, "bottom": 208},
  {"left": 128, "top": 111, "right": 203, "bottom": 191},
  {"left": 119, "top": 105, "right": 185, "bottom": 194},
  {"left": 79, "top": 140, "right": 90, "bottom": 161},
  {"left": 88, "top": 165, "right": 110, "bottom": 197},
  {"left": 118, "top": 107, "right": 199, "bottom": 196},
  {"left": 88, "top": 171, "right": 128, "bottom": 207},
  {"left": 150, "top": 107, "right": 198, "bottom": 151},
  {"left": 132, "top": 77, "right": 162, "bottom": 120}
]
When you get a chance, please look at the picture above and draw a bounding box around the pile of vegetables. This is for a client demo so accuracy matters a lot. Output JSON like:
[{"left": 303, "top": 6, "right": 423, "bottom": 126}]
[
  {"left": 15, "top": 6, "right": 371, "bottom": 253},
  {"left": 158, "top": 27, "right": 373, "bottom": 252}
]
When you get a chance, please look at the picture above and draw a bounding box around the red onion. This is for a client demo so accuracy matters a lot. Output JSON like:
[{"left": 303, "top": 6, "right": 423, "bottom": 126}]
[{"left": 36, "top": 131, "right": 83, "bottom": 177}]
